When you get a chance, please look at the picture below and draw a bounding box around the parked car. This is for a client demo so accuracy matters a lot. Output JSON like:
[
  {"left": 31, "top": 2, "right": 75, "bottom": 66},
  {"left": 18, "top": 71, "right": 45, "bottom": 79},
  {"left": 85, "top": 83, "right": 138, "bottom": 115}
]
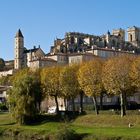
[
  {"left": 98, "top": 101, "right": 139, "bottom": 110},
  {"left": 47, "top": 106, "right": 56, "bottom": 114},
  {"left": 126, "top": 101, "right": 139, "bottom": 110}
]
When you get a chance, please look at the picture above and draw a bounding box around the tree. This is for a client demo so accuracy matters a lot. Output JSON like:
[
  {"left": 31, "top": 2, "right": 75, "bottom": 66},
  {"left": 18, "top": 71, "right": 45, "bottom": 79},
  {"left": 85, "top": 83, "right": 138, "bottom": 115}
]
[
  {"left": 31, "top": 69, "right": 44, "bottom": 112},
  {"left": 0, "top": 76, "right": 11, "bottom": 86},
  {"left": 0, "top": 58, "right": 5, "bottom": 71},
  {"left": 102, "top": 55, "right": 135, "bottom": 117},
  {"left": 59, "top": 64, "right": 81, "bottom": 112},
  {"left": 8, "top": 69, "right": 43, "bottom": 125},
  {"left": 130, "top": 56, "right": 140, "bottom": 90},
  {"left": 78, "top": 59, "right": 103, "bottom": 115},
  {"left": 41, "top": 66, "right": 62, "bottom": 114}
]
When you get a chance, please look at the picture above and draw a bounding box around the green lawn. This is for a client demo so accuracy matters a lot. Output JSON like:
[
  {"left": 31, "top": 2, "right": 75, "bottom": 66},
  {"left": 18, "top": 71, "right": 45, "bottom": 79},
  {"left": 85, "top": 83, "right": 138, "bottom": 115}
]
[{"left": 0, "top": 112, "right": 140, "bottom": 139}]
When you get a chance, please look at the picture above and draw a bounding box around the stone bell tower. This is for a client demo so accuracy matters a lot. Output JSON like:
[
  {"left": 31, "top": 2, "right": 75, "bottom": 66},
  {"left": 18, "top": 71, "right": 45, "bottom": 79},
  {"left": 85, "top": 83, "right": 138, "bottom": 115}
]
[
  {"left": 14, "top": 29, "right": 24, "bottom": 69},
  {"left": 127, "top": 26, "right": 140, "bottom": 47},
  {"left": 112, "top": 28, "right": 125, "bottom": 41}
]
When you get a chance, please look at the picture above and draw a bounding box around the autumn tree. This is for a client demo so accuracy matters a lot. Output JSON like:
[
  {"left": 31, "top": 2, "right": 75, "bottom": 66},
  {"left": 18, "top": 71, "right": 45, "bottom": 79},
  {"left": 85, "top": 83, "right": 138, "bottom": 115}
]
[
  {"left": 130, "top": 56, "right": 140, "bottom": 91},
  {"left": 59, "top": 64, "right": 82, "bottom": 112},
  {"left": 0, "top": 75, "right": 11, "bottom": 86},
  {"left": 8, "top": 69, "right": 43, "bottom": 125},
  {"left": 78, "top": 58, "right": 103, "bottom": 115},
  {"left": 41, "top": 66, "right": 62, "bottom": 114},
  {"left": 102, "top": 55, "right": 135, "bottom": 117},
  {"left": 31, "top": 69, "right": 44, "bottom": 112}
]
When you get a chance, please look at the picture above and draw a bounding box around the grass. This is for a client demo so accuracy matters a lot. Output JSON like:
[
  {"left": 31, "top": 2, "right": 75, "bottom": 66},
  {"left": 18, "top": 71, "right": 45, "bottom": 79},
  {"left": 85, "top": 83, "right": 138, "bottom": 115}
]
[
  {"left": 0, "top": 111, "right": 140, "bottom": 139},
  {"left": 0, "top": 112, "right": 13, "bottom": 125}
]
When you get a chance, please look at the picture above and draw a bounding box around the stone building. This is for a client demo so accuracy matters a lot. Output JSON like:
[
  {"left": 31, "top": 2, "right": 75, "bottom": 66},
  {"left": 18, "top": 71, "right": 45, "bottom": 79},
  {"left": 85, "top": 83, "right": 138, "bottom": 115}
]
[
  {"left": 0, "top": 59, "right": 14, "bottom": 77},
  {"left": 86, "top": 47, "right": 134, "bottom": 58},
  {"left": 0, "top": 69, "right": 14, "bottom": 77},
  {"left": 46, "top": 53, "right": 68, "bottom": 65},
  {"left": 50, "top": 26, "right": 140, "bottom": 56},
  {"left": 13, "top": 26, "right": 140, "bottom": 70},
  {"left": 0, "top": 86, "right": 10, "bottom": 103},
  {"left": 14, "top": 29, "right": 45, "bottom": 70},
  {"left": 30, "top": 58, "right": 57, "bottom": 69},
  {"left": 127, "top": 26, "right": 140, "bottom": 47},
  {"left": 68, "top": 52, "right": 98, "bottom": 65}
]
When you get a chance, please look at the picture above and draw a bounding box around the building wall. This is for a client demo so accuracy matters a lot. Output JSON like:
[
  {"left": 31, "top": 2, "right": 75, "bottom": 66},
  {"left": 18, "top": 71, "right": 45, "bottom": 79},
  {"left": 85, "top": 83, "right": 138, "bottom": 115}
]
[
  {"left": 47, "top": 55, "right": 58, "bottom": 61},
  {"left": 112, "top": 28, "right": 125, "bottom": 41},
  {"left": 68, "top": 53, "right": 95, "bottom": 65},
  {"left": 30, "top": 59, "right": 57, "bottom": 69},
  {"left": 57, "top": 54, "right": 68, "bottom": 65},
  {"left": 87, "top": 48, "right": 133, "bottom": 59},
  {"left": 94, "top": 49, "right": 114, "bottom": 58},
  {"left": 41, "top": 97, "right": 65, "bottom": 112},
  {"left": 68, "top": 55, "right": 83, "bottom": 64},
  {"left": 0, "top": 69, "right": 14, "bottom": 77}
]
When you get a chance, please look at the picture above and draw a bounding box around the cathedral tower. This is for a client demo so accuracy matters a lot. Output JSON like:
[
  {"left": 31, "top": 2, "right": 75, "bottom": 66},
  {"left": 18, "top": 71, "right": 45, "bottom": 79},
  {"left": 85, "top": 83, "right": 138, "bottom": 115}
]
[
  {"left": 127, "top": 26, "right": 140, "bottom": 47},
  {"left": 112, "top": 28, "right": 125, "bottom": 41},
  {"left": 14, "top": 29, "right": 24, "bottom": 69}
]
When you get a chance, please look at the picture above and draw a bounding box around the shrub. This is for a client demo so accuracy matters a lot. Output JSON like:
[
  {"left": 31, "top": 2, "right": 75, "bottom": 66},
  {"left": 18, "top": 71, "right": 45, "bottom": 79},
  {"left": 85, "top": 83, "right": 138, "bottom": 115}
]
[
  {"left": 0, "top": 103, "right": 8, "bottom": 111},
  {"left": 52, "top": 125, "right": 79, "bottom": 140},
  {"left": 83, "top": 135, "right": 140, "bottom": 140},
  {"left": 83, "top": 135, "right": 122, "bottom": 140}
]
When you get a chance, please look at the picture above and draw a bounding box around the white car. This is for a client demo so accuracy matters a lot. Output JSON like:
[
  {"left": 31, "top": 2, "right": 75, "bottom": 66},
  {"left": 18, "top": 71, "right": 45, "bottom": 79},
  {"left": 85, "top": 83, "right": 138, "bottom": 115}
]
[{"left": 48, "top": 106, "right": 56, "bottom": 114}]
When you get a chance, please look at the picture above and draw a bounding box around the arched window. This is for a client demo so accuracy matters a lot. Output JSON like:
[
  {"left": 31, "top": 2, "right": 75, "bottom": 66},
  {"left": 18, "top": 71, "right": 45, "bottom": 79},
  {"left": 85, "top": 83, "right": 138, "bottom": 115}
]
[
  {"left": 112, "top": 40, "right": 115, "bottom": 46},
  {"left": 130, "top": 34, "right": 133, "bottom": 42},
  {"left": 71, "top": 36, "right": 75, "bottom": 44}
]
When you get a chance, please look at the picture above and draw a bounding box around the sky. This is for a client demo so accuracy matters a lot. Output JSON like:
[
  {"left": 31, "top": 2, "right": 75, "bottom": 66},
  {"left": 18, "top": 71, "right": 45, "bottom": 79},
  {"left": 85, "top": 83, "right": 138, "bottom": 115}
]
[{"left": 0, "top": 0, "right": 140, "bottom": 60}]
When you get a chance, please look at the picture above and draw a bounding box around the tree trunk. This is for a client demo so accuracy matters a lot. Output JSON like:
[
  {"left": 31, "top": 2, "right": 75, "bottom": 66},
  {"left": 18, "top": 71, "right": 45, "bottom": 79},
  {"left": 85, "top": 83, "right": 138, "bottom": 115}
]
[
  {"left": 38, "top": 101, "right": 41, "bottom": 113},
  {"left": 124, "top": 92, "right": 127, "bottom": 111},
  {"left": 100, "top": 93, "right": 103, "bottom": 110},
  {"left": 54, "top": 95, "right": 59, "bottom": 114},
  {"left": 120, "top": 93, "right": 126, "bottom": 117},
  {"left": 72, "top": 97, "right": 75, "bottom": 112},
  {"left": 92, "top": 96, "right": 99, "bottom": 115},
  {"left": 79, "top": 91, "right": 84, "bottom": 113},
  {"left": 64, "top": 98, "right": 68, "bottom": 111},
  {"left": 35, "top": 102, "right": 40, "bottom": 113}
]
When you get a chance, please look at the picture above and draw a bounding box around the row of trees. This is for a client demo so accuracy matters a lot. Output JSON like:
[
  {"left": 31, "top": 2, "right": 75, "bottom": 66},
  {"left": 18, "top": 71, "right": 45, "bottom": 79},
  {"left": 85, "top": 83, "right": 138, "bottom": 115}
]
[
  {"left": 78, "top": 55, "right": 140, "bottom": 117},
  {"left": 41, "top": 55, "right": 140, "bottom": 117},
  {"left": 41, "top": 64, "right": 80, "bottom": 114},
  {"left": 1, "top": 55, "right": 140, "bottom": 124}
]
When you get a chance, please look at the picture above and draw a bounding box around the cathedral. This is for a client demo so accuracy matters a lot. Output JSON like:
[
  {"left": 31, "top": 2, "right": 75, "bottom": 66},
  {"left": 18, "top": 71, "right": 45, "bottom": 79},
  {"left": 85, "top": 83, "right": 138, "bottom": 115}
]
[
  {"left": 1, "top": 26, "right": 140, "bottom": 74},
  {"left": 50, "top": 26, "right": 140, "bottom": 55}
]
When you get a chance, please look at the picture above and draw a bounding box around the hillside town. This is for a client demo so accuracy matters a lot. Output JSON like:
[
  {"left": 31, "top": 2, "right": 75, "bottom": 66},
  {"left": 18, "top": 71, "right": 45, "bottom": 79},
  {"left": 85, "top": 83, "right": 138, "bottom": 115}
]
[
  {"left": 0, "top": 26, "right": 140, "bottom": 112},
  {"left": 1, "top": 0, "right": 140, "bottom": 139},
  {"left": 1, "top": 26, "right": 140, "bottom": 75}
]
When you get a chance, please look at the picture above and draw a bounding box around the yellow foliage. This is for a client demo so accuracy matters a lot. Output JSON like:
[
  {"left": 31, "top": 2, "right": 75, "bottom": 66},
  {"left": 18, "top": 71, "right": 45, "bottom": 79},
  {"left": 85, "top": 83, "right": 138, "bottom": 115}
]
[
  {"left": 130, "top": 56, "right": 140, "bottom": 88},
  {"left": 102, "top": 55, "right": 135, "bottom": 95},
  {"left": 59, "top": 64, "right": 80, "bottom": 98},
  {"left": 78, "top": 58, "right": 103, "bottom": 97},
  {"left": 41, "top": 66, "right": 62, "bottom": 97}
]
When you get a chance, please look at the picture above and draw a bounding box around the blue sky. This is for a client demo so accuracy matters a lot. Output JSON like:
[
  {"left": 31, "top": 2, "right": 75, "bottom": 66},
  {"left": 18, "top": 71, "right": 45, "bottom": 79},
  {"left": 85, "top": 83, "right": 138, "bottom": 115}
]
[{"left": 0, "top": 0, "right": 140, "bottom": 60}]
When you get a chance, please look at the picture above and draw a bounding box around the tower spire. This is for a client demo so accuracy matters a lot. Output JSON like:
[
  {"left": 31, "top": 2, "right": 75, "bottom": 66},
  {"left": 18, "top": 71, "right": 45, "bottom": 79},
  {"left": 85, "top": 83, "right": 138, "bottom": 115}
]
[{"left": 15, "top": 29, "right": 24, "bottom": 38}]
